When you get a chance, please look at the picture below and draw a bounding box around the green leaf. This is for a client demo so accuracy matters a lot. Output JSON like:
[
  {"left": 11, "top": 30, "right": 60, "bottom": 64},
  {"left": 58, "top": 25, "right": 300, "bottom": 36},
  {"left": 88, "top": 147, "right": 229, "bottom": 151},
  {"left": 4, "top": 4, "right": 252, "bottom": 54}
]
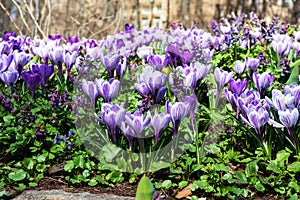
[
  {"left": 245, "top": 161, "right": 258, "bottom": 177},
  {"left": 8, "top": 169, "right": 27, "bottom": 181},
  {"left": 136, "top": 174, "right": 155, "bottom": 200},
  {"left": 191, "top": 180, "right": 208, "bottom": 191},
  {"left": 215, "top": 163, "right": 229, "bottom": 172},
  {"left": 36, "top": 164, "right": 46, "bottom": 172},
  {"left": 0, "top": 190, "right": 10, "bottom": 197},
  {"left": 88, "top": 179, "right": 98, "bottom": 186},
  {"left": 64, "top": 160, "right": 74, "bottom": 172},
  {"left": 178, "top": 181, "right": 188, "bottom": 189},
  {"left": 29, "top": 182, "right": 38, "bottom": 187},
  {"left": 255, "top": 182, "right": 265, "bottom": 192},
  {"left": 3, "top": 115, "right": 14, "bottom": 122},
  {"left": 23, "top": 158, "right": 34, "bottom": 170},
  {"left": 276, "top": 150, "right": 290, "bottom": 163},
  {"left": 37, "top": 154, "right": 46, "bottom": 163},
  {"left": 287, "top": 162, "right": 300, "bottom": 173},
  {"left": 74, "top": 155, "right": 85, "bottom": 169},
  {"left": 288, "top": 181, "right": 300, "bottom": 192},
  {"left": 234, "top": 171, "right": 247, "bottom": 184},
  {"left": 82, "top": 169, "right": 90, "bottom": 177},
  {"left": 162, "top": 180, "right": 172, "bottom": 189},
  {"left": 13, "top": 183, "right": 26, "bottom": 190}
]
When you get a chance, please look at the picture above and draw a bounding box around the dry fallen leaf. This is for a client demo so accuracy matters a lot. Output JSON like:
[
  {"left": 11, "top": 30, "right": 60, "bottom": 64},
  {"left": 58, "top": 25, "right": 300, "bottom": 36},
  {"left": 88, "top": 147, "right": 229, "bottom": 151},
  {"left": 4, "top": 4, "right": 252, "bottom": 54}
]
[{"left": 175, "top": 183, "right": 192, "bottom": 199}]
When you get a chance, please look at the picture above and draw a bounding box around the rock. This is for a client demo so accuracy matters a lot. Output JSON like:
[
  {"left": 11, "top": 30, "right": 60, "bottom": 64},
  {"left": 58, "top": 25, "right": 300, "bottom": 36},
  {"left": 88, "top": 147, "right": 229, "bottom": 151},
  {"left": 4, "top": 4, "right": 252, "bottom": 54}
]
[{"left": 13, "top": 190, "right": 135, "bottom": 200}]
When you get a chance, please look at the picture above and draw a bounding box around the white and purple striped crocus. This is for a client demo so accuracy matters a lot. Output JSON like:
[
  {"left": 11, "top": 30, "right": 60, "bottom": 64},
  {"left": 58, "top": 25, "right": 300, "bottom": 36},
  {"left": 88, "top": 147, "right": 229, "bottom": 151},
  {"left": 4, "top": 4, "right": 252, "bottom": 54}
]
[
  {"left": 252, "top": 72, "right": 274, "bottom": 98},
  {"left": 150, "top": 112, "right": 171, "bottom": 145},
  {"left": 125, "top": 111, "right": 151, "bottom": 151},
  {"left": 166, "top": 101, "right": 189, "bottom": 136},
  {"left": 234, "top": 60, "right": 246, "bottom": 75},
  {"left": 278, "top": 108, "right": 299, "bottom": 144},
  {"left": 214, "top": 67, "right": 233, "bottom": 105},
  {"left": 245, "top": 56, "right": 260, "bottom": 77},
  {"left": 0, "top": 70, "right": 19, "bottom": 91},
  {"left": 95, "top": 103, "right": 126, "bottom": 144},
  {"left": 82, "top": 80, "right": 99, "bottom": 109},
  {"left": 95, "top": 78, "right": 120, "bottom": 103}
]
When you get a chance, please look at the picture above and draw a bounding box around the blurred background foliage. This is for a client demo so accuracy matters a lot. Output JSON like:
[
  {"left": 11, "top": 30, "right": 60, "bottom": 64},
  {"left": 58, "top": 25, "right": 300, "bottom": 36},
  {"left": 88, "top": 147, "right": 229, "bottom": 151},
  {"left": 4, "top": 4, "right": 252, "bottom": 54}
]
[{"left": 0, "top": 0, "right": 299, "bottom": 39}]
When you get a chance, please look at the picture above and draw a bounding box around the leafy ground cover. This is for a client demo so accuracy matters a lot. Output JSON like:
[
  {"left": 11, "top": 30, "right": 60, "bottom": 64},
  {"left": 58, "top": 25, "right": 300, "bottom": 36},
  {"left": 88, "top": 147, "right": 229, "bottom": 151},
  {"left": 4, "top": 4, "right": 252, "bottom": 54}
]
[{"left": 1, "top": 12, "right": 300, "bottom": 199}]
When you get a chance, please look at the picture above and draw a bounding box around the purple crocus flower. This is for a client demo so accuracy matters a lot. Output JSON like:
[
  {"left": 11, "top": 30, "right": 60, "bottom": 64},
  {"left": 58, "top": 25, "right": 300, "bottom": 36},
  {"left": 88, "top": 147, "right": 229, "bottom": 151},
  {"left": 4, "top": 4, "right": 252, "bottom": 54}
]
[
  {"left": 166, "top": 101, "right": 189, "bottom": 136},
  {"left": 234, "top": 60, "right": 246, "bottom": 75},
  {"left": 252, "top": 72, "right": 274, "bottom": 97},
  {"left": 100, "top": 52, "right": 120, "bottom": 78},
  {"left": 214, "top": 67, "right": 233, "bottom": 105},
  {"left": 135, "top": 82, "right": 150, "bottom": 97},
  {"left": 49, "top": 46, "right": 64, "bottom": 75},
  {"left": 0, "top": 70, "right": 19, "bottom": 90},
  {"left": 66, "top": 36, "right": 79, "bottom": 44},
  {"left": 95, "top": 78, "right": 120, "bottom": 102},
  {"left": 245, "top": 56, "right": 260, "bottom": 77},
  {"left": 265, "top": 89, "right": 294, "bottom": 111},
  {"left": 115, "top": 56, "right": 127, "bottom": 80},
  {"left": 150, "top": 112, "right": 171, "bottom": 145},
  {"left": 21, "top": 70, "right": 41, "bottom": 98},
  {"left": 13, "top": 51, "right": 32, "bottom": 75},
  {"left": 136, "top": 66, "right": 166, "bottom": 104},
  {"left": 148, "top": 54, "right": 170, "bottom": 71},
  {"left": 0, "top": 54, "right": 14, "bottom": 73},
  {"left": 82, "top": 79, "right": 99, "bottom": 109},
  {"left": 278, "top": 108, "right": 299, "bottom": 144},
  {"left": 125, "top": 111, "right": 151, "bottom": 151},
  {"left": 63, "top": 50, "right": 78, "bottom": 75},
  {"left": 32, "top": 63, "right": 54, "bottom": 95},
  {"left": 96, "top": 103, "right": 126, "bottom": 143},
  {"left": 229, "top": 78, "right": 248, "bottom": 96},
  {"left": 240, "top": 106, "right": 269, "bottom": 142}
]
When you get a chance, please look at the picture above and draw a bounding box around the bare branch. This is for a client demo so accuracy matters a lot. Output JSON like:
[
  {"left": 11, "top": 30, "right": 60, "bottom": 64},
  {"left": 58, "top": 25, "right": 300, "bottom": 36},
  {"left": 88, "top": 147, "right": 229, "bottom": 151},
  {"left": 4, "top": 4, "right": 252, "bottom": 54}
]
[
  {"left": 11, "top": 0, "right": 32, "bottom": 36},
  {"left": 0, "top": 2, "right": 22, "bottom": 35},
  {"left": 22, "top": 0, "right": 46, "bottom": 38}
]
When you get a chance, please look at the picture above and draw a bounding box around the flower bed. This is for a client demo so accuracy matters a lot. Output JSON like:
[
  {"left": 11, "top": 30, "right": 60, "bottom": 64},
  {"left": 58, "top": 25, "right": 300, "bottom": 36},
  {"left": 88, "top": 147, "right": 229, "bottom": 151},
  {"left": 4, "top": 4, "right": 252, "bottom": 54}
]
[{"left": 1, "top": 13, "right": 300, "bottom": 199}]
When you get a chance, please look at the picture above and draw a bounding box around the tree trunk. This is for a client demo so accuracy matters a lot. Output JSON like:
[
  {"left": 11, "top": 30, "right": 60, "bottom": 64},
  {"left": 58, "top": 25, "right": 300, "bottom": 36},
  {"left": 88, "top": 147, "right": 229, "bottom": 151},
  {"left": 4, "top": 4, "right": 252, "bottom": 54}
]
[{"left": 293, "top": 0, "right": 300, "bottom": 24}]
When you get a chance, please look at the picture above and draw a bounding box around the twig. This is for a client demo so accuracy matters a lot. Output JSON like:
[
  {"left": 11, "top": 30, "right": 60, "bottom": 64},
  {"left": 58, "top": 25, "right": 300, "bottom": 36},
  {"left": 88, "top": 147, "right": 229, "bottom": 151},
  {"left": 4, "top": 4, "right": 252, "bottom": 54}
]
[
  {"left": 114, "top": 0, "right": 124, "bottom": 34},
  {"left": 22, "top": 0, "right": 46, "bottom": 38},
  {"left": 0, "top": 2, "right": 22, "bottom": 36},
  {"left": 11, "top": 0, "right": 32, "bottom": 36},
  {"left": 44, "top": 0, "right": 51, "bottom": 37}
]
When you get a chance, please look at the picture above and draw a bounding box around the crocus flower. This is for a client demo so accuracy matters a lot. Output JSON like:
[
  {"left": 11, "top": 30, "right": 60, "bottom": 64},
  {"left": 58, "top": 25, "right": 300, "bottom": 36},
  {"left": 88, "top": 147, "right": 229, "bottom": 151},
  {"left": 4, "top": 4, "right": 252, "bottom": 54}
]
[
  {"left": 240, "top": 106, "right": 269, "bottom": 142},
  {"left": 115, "top": 56, "right": 127, "bottom": 80},
  {"left": 82, "top": 79, "right": 99, "bottom": 109},
  {"left": 32, "top": 63, "right": 54, "bottom": 95},
  {"left": 100, "top": 52, "right": 120, "bottom": 78},
  {"left": 150, "top": 112, "right": 171, "bottom": 145},
  {"left": 265, "top": 89, "right": 294, "bottom": 111},
  {"left": 49, "top": 46, "right": 64, "bottom": 75},
  {"left": 166, "top": 101, "right": 189, "bottom": 136},
  {"left": 148, "top": 54, "right": 170, "bottom": 71},
  {"left": 229, "top": 78, "right": 248, "bottom": 96},
  {"left": 125, "top": 111, "right": 151, "bottom": 151},
  {"left": 252, "top": 72, "right": 274, "bottom": 97},
  {"left": 21, "top": 70, "right": 41, "bottom": 98},
  {"left": 234, "top": 60, "right": 246, "bottom": 75},
  {"left": 136, "top": 66, "right": 166, "bottom": 104},
  {"left": 0, "top": 54, "right": 14, "bottom": 73},
  {"left": 245, "top": 56, "right": 260, "bottom": 77},
  {"left": 136, "top": 45, "right": 153, "bottom": 61},
  {"left": 95, "top": 78, "right": 120, "bottom": 102},
  {"left": 214, "top": 67, "right": 233, "bottom": 105},
  {"left": 0, "top": 70, "right": 19, "bottom": 90},
  {"left": 63, "top": 50, "right": 78, "bottom": 75},
  {"left": 13, "top": 51, "right": 32, "bottom": 75},
  {"left": 278, "top": 108, "right": 299, "bottom": 144},
  {"left": 96, "top": 103, "right": 126, "bottom": 143}
]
